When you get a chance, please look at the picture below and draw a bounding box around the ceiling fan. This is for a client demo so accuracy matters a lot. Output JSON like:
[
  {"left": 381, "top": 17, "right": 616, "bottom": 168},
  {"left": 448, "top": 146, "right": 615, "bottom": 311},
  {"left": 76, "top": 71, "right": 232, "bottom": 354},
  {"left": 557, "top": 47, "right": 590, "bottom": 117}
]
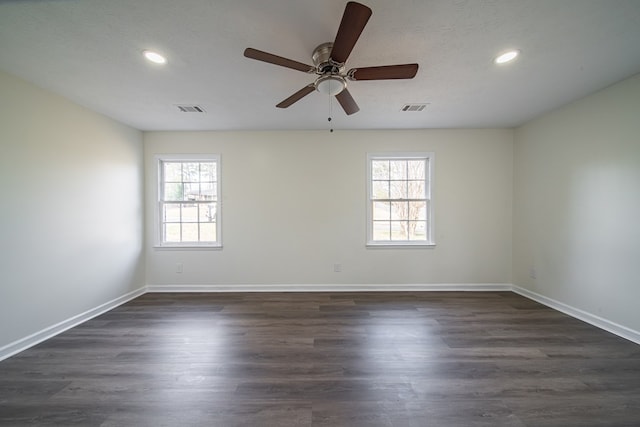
[{"left": 243, "top": 1, "right": 419, "bottom": 115}]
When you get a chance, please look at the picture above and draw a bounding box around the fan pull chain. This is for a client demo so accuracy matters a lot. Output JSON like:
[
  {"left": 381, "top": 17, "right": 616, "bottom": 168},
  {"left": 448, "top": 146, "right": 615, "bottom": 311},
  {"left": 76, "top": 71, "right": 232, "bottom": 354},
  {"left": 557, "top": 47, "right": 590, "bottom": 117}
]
[{"left": 328, "top": 94, "right": 334, "bottom": 133}]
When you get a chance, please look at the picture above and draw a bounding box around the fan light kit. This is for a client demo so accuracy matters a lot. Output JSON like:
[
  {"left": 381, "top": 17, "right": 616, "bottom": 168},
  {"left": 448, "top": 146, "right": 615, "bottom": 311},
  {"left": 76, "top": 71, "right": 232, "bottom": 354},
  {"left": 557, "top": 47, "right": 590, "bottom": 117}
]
[
  {"left": 243, "top": 1, "right": 419, "bottom": 115},
  {"left": 315, "top": 75, "right": 347, "bottom": 96}
]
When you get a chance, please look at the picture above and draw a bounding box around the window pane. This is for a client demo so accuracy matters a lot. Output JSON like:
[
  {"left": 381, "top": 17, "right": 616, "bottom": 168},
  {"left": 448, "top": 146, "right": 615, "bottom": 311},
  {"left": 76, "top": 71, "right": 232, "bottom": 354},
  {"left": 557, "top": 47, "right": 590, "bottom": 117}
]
[
  {"left": 163, "top": 183, "right": 183, "bottom": 201},
  {"left": 182, "top": 163, "right": 200, "bottom": 182},
  {"left": 407, "top": 180, "right": 425, "bottom": 199},
  {"left": 165, "top": 223, "right": 181, "bottom": 242},
  {"left": 181, "top": 204, "right": 198, "bottom": 222},
  {"left": 199, "top": 203, "right": 216, "bottom": 222},
  {"left": 200, "top": 222, "right": 216, "bottom": 241},
  {"left": 201, "top": 183, "right": 216, "bottom": 200},
  {"left": 407, "top": 160, "right": 425, "bottom": 180},
  {"left": 390, "top": 181, "right": 407, "bottom": 199},
  {"left": 181, "top": 223, "right": 199, "bottom": 241},
  {"left": 409, "top": 201, "right": 427, "bottom": 221},
  {"left": 200, "top": 162, "right": 216, "bottom": 182},
  {"left": 409, "top": 221, "right": 426, "bottom": 240},
  {"left": 184, "top": 183, "right": 200, "bottom": 201},
  {"left": 164, "top": 162, "right": 182, "bottom": 182},
  {"left": 373, "top": 201, "right": 391, "bottom": 220},
  {"left": 371, "top": 160, "right": 389, "bottom": 180},
  {"left": 163, "top": 204, "right": 180, "bottom": 222},
  {"left": 373, "top": 221, "right": 390, "bottom": 240},
  {"left": 390, "top": 161, "right": 407, "bottom": 180},
  {"left": 391, "top": 221, "right": 408, "bottom": 240},
  {"left": 372, "top": 181, "right": 389, "bottom": 199},
  {"left": 391, "top": 201, "right": 409, "bottom": 220}
]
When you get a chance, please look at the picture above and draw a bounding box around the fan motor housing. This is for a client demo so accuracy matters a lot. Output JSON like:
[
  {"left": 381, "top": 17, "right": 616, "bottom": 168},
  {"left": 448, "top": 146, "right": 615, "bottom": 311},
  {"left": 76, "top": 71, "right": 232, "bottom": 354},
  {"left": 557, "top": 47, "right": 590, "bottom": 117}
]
[{"left": 312, "top": 42, "right": 344, "bottom": 74}]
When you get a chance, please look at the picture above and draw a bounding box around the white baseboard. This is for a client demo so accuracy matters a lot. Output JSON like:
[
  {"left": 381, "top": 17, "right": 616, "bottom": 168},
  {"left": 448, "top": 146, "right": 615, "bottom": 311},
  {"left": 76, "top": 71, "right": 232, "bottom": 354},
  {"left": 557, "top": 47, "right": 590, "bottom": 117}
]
[
  {"left": 512, "top": 285, "right": 640, "bottom": 345},
  {"left": 145, "top": 283, "right": 513, "bottom": 293},
  {"left": 0, "top": 286, "right": 146, "bottom": 362}
]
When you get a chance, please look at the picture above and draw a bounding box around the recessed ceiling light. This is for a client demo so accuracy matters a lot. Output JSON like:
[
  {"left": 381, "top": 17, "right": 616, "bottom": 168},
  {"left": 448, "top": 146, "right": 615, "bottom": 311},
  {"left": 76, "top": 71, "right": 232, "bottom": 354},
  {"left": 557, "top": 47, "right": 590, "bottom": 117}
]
[
  {"left": 494, "top": 50, "right": 520, "bottom": 65},
  {"left": 143, "top": 50, "right": 167, "bottom": 64}
]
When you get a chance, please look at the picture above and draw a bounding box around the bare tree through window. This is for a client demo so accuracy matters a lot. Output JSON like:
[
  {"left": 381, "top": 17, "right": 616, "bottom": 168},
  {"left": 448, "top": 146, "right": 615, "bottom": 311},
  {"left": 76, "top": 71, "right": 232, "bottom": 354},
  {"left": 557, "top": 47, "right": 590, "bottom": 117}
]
[
  {"left": 158, "top": 157, "right": 220, "bottom": 246},
  {"left": 369, "top": 154, "right": 432, "bottom": 244}
]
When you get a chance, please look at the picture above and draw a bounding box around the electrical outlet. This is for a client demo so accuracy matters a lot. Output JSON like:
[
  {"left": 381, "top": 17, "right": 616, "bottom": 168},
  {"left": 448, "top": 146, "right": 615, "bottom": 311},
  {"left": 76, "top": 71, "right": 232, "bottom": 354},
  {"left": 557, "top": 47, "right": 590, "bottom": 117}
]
[
  {"left": 529, "top": 267, "right": 536, "bottom": 279},
  {"left": 333, "top": 263, "right": 342, "bottom": 273},
  {"left": 176, "top": 263, "right": 183, "bottom": 273}
]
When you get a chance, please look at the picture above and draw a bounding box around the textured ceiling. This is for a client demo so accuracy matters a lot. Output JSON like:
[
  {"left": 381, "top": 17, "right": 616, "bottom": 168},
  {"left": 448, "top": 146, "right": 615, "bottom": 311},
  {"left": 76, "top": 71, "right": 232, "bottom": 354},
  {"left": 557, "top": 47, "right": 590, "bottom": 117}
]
[{"left": 1, "top": 0, "right": 639, "bottom": 131}]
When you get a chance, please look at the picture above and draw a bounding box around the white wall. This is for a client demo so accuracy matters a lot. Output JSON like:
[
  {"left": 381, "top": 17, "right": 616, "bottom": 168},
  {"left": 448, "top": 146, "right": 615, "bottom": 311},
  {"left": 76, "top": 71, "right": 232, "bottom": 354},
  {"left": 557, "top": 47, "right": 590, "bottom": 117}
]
[
  {"left": 145, "top": 129, "right": 513, "bottom": 286},
  {"left": 0, "top": 71, "right": 145, "bottom": 350},
  {"left": 3, "top": 64, "right": 638, "bottom": 354},
  {"left": 513, "top": 73, "right": 640, "bottom": 332}
]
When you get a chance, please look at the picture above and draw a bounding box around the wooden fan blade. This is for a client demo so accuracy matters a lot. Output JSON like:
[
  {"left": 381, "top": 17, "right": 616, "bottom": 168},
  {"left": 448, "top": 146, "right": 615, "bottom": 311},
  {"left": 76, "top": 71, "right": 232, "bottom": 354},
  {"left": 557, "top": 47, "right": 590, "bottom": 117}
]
[
  {"left": 244, "top": 48, "right": 314, "bottom": 73},
  {"left": 335, "top": 88, "right": 360, "bottom": 115},
  {"left": 276, "top": 84, "right": 316, "bottom": 108},
  {"left": 331, "top": 2, "right": 372, "bottom": 64},
  {"left": 349, "top": 64, "right": 419, "bottom": 80}
]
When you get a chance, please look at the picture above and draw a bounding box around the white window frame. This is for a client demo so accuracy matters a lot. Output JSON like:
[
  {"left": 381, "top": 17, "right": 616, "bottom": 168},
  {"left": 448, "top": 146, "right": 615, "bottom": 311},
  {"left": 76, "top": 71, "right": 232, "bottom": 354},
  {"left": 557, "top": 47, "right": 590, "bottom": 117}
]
[
  {"left": 154, "top": 154, "right": 222, "bottom": 249},
  {"left": 366, "top": 152, "right": 435, "bottom": 248}
]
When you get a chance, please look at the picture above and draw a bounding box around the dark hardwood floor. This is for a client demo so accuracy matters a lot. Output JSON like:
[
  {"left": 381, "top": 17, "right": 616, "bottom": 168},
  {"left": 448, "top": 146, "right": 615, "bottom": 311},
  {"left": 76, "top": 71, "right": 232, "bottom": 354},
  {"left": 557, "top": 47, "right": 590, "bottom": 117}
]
[{"left": 1, "top": 292, "right": 639, "bottom": 426}]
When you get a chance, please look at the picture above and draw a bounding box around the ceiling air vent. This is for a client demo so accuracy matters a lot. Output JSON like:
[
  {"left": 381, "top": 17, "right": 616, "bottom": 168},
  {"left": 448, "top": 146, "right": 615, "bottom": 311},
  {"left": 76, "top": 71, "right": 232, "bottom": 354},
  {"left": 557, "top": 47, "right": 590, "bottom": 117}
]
[
  {"left": 176, "top": 105, "right": 206, "bottom": 113},
  {"left": 400, "top": 103, "right": 428, "bottom": 112}
]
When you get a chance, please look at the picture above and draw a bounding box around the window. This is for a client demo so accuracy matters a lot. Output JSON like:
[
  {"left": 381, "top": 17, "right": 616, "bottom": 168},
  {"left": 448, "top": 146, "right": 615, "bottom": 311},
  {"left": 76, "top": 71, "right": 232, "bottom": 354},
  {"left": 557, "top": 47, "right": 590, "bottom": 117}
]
[
  {"left": 367, "top": 153, "right": 434, "bottom": 246},
  {"left": 156, "top": 155, "right": 221, "bottom": 247}
]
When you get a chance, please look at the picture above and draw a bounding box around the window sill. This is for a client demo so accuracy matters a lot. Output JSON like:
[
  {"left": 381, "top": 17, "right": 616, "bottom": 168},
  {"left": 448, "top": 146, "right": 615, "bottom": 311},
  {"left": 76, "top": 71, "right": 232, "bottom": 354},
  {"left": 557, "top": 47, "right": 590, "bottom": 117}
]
[
  {"left": 154, "top": 244, "right": 222, "bottom": 251},
  {"left": 366, "top": 242, "right": 436, "bottom": 249}
]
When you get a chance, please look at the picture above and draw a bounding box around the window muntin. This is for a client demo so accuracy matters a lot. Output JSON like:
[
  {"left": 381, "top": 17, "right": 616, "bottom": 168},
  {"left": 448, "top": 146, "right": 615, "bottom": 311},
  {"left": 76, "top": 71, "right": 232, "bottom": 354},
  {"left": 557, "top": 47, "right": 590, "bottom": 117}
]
[
  {"left": 367, "top": 153, "right": 433, "bottom": 246},
  {"left": 157, "top": 156, "right": 220, "bottom": 247}
]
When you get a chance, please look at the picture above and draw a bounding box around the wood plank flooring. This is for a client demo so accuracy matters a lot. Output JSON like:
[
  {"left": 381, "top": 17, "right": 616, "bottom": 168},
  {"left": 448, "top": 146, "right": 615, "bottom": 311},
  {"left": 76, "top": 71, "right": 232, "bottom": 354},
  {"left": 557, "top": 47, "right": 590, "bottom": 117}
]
[{"left": 1, "top": 292, "right": 639, "bottom": 426}]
